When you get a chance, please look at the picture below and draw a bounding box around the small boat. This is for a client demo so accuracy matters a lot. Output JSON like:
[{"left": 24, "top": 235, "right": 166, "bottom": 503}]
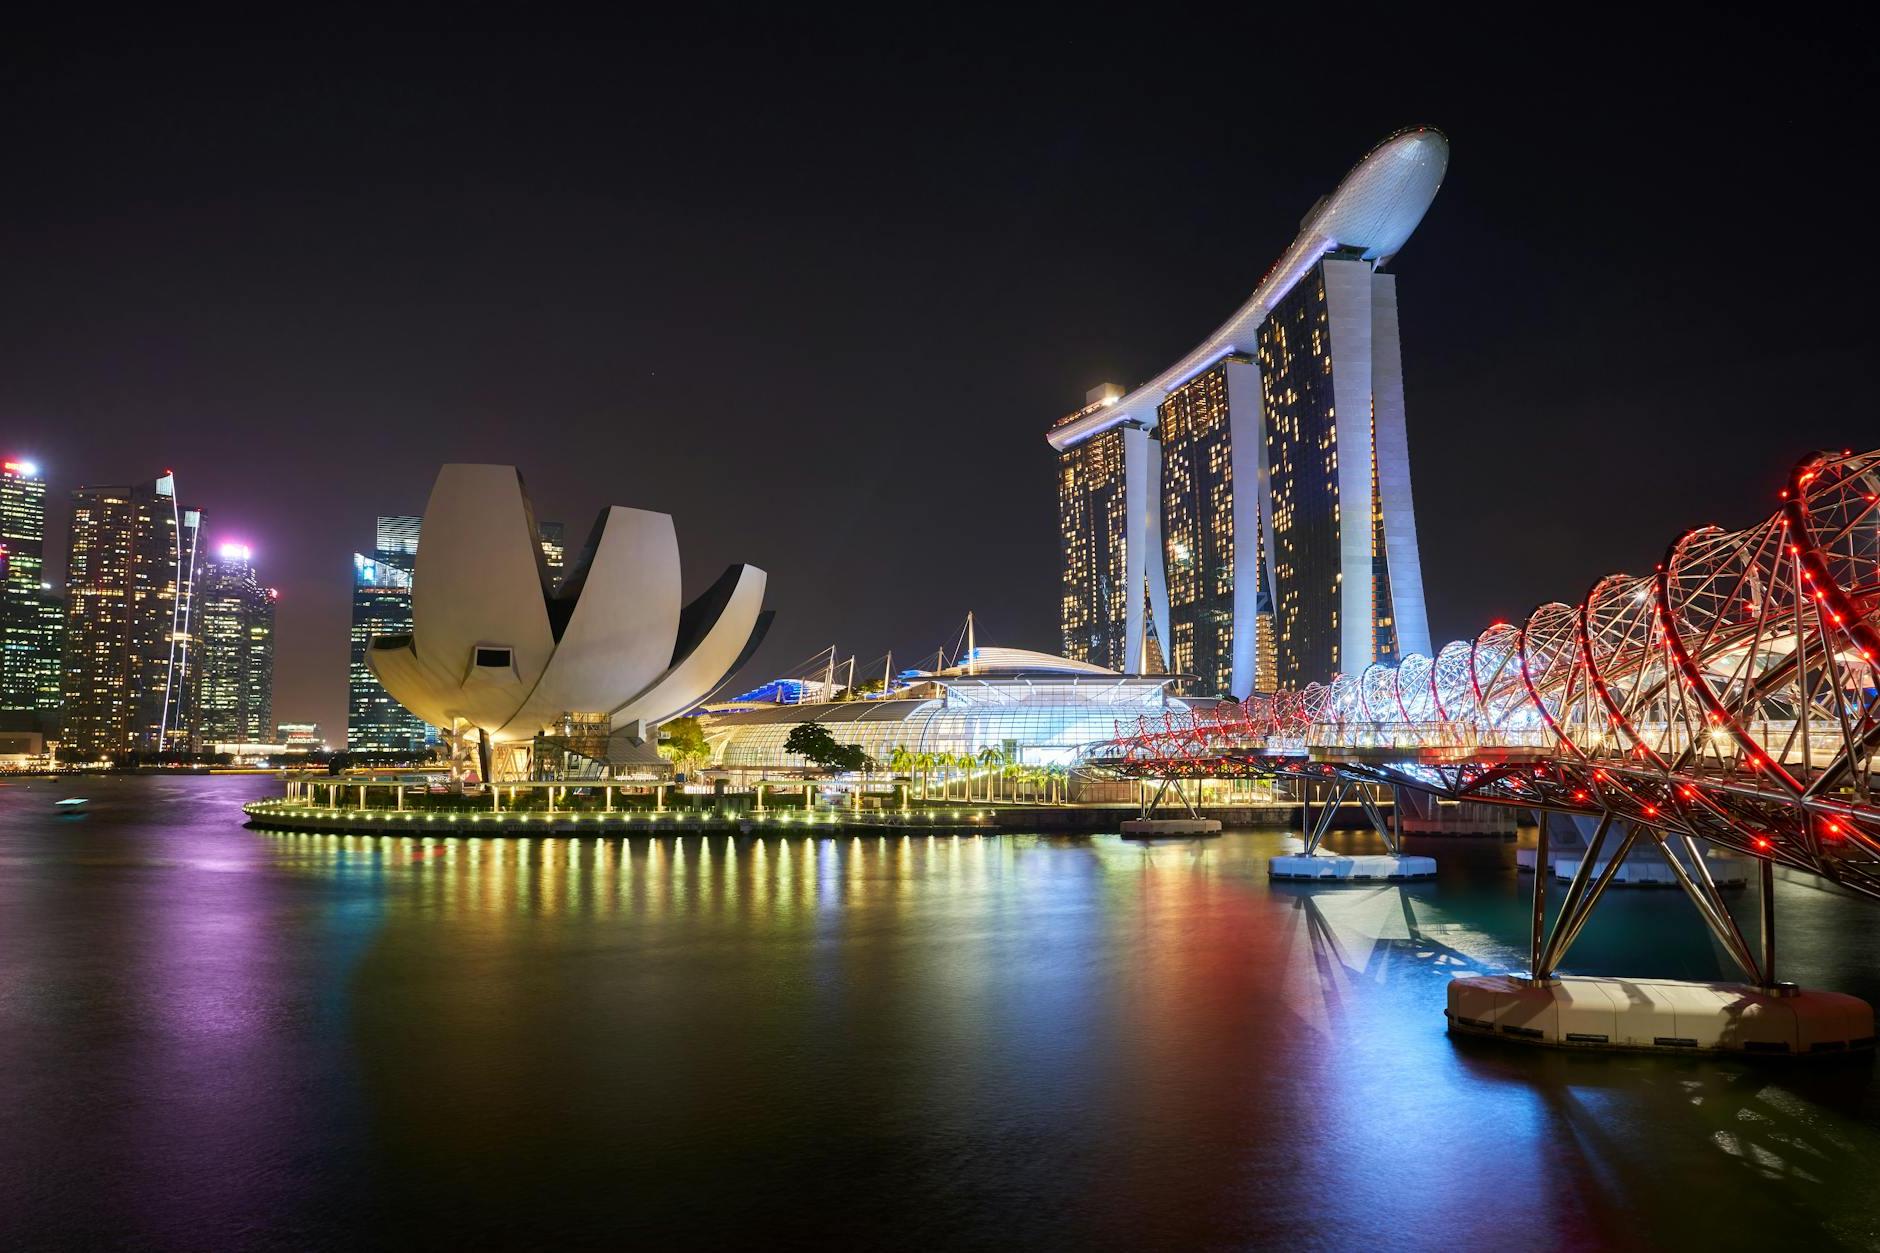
[{"left": 54, "top": 797, "right": 89, "bottom": 810}]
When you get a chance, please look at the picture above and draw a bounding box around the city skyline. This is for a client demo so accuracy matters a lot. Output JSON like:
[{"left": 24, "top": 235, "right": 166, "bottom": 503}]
[
  {"left": 3, "top": 27, "right": 1874, "bottom": 736},
  {"left": 7, "top": 24, "right": 1880, "bottom": 1252}
]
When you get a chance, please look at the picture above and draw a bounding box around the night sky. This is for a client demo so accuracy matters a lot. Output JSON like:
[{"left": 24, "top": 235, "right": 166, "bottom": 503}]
[{"left": 3, "top": 21, "right": 1874, "bottom": 735}]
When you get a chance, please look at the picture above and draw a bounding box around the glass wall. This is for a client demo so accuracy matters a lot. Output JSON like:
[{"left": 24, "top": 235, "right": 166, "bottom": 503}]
[{"left": 705, "top": 679, "right": 1189, "bottom": 772}]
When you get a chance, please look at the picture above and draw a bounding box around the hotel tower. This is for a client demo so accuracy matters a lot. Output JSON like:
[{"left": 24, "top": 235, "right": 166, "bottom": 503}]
[{"left": 1051, "top": 127, "right": 1445, "bottom": 695}]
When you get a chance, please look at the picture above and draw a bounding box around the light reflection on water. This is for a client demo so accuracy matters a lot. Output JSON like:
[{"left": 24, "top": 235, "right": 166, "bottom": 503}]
[{"left": 6, "top": 775, "right": 1880, "bottom": 1249}]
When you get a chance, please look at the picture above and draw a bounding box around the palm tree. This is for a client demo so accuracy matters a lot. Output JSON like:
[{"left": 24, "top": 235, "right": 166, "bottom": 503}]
[
  {"left": 977, "top": 745, "right": 1005, "bottom": 803},
  {"left": 1044, "top": 763, "right": 1068, "bottom": 805},
  {"left": 886, "top": 745, "right": 912, "bottom": 808}
]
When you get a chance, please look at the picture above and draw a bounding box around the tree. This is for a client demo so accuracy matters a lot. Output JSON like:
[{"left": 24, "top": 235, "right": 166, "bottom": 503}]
[
  {"left": 977, "top": 745, "right": 1006, "bottom": 802},
  {"left": 658, "top": 716, "right": 712, "bottom": 778},
  {"left": 784, "top": 722, "right": 847, "bottom": 772}
]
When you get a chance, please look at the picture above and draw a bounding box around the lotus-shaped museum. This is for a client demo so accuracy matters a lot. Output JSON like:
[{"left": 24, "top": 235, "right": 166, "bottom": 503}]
[{"left": 368, "top": 464, "right": 771, "bottom": 753}]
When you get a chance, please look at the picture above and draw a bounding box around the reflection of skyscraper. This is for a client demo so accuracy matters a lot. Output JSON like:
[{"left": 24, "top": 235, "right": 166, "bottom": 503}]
[
  {"left": 349, "top": 516, "right": 430, "bottom": 753},
  {"left": 62, "top": 474, "right": 203, "bottom": 756},
  {"left": 1, "top": 459, "right": 55, "bottom": 715},
  {"left": 194, "top": 545, "right": 276, "bottom": 744},
  {"left": 1051, "top": 129, "right": 1444, "bottom": 694}
]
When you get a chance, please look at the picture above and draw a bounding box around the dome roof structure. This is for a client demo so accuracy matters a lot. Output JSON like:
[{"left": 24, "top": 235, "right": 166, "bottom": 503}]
[{"left": 368, "top": 464, "right": 772, "bottom": 743}]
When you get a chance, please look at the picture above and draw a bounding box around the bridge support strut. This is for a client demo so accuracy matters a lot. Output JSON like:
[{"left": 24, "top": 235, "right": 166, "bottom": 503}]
[
  {"left": 1528, "top": 811, "right": 1550, "bottom": 985},
  {"left": 1761, "top": 854, "right": 1777, "bottom": 989}
]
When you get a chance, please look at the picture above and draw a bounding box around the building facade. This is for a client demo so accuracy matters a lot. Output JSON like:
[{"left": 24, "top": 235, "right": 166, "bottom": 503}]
[
  {"left": 538, "top": 520, "right": 566, "bottom": 581},
  {"left": 1057, "top": 388, "right": 1131, "bottom": 671},
  {"left": 700, "top": 648, "right": 1190, "bottom": 773},
  {"left": 276, "top": 722, "right": 324, "bottom": 752},
  {"left": 1, "top": 459, "right": 60, "bottom": 719},
  {"left": 348, "top": 516, "right": 432, "bottom": 753},
  {"left": 193, "top": 545, "right": 276, "bottom": 744},
  {"left": 1051, "top": 128, "right": 1443, "bottom": 696},
  {"left": 62, "top": 475, "right": 203, "bottom": 757}
]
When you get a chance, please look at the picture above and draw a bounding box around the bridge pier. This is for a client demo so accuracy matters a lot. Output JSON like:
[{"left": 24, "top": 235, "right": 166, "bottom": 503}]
[
  {"left": 1453, "top": 816, "right": 1873, "bottom": 1055},
  {"left": 1269, "top": 779, "right": 1435, "bottom": 881},
  {"left": 1120, "top": 776, "right": 1221, "bottom": 838}
]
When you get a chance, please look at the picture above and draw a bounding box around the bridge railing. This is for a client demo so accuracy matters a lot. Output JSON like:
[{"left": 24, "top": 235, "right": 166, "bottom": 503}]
[{"left": 1304, "top": 721, "right": 1548, "bottom": 753}]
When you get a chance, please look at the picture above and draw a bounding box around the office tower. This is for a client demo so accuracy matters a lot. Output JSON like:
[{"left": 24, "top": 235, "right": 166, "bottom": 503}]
[
  {"left": 1050, "top": 128, "right": 1443, "bottom": 695},
  {"left": 32, "top": 585, "right": 63, "bottom": 717},
  {"left": 538, "top": 520, "right": 566, "bottom": 580},
  {"left": 1, "top": 459, "right": 54, "bottom": 713},
  {"left": 348, "top": 518, "right": 431, "bottom": 753},
  {"left": 375, "top": 514, "right": 421, "bottom": 557},
  {"left": 62, "top": 474, "right": 203, "bottom": 757},
  {"left": 193, "top": 544, "right": 276, "bottom": 744}
]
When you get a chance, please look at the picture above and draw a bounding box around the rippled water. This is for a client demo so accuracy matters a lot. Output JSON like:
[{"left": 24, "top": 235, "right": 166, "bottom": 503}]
[{"left": 6, "top": 775, "right": 1880, "bottom": 1249}]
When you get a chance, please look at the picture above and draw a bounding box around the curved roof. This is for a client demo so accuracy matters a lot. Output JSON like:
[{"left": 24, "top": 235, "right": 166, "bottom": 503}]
[
  {"left": 1047, "top": 127, "right": 1448, "bottom": 451},
  {"left": 928, "top": 645, "right": 1117, "bottom": 677},
  {"left": 368, "top": 463, "right": 768, "bottom": 742}
]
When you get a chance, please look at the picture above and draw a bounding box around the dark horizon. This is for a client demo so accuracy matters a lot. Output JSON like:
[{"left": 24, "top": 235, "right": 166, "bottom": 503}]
[{"left": 5, "top": 21, "right": 1876, "bottom": 736}]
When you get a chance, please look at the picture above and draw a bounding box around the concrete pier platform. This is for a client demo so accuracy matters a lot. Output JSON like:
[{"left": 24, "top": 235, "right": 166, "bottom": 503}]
[
  {"left": 1120, "top": 818, "right": 1222, "bottom": 838},
  {"left": 1268, "top": 852, "right": 1436, "bottom": 881},
  {"left": 1515, "top": 846, "right": 1750, "bottom": 886},
  {"left": 1447, "top": 974, "right": 1875, "bottom": 1056}
]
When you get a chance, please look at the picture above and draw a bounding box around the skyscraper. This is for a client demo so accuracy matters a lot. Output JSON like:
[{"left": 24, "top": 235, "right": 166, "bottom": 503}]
[
  {"left": 32, "top": 585, "right": 63, "bottom": 718},
  {"left": 538, "top": 520, "right": 566, "bottom": 582},
  {"left": 193, "top": 544, "right": 276, "bottom": 744},
  {"left": 1056, "top": 386, "right": 1132, "bottom": 671},
  {"left": 375, "top": 514, "right": 420, "bottom": 558},
  {"left": 1, "top": 458, "right": 57, "bottom": 716},
  {"left": 62, "top": 474, "right": 204, "bottom": 757},
  {"left": 349, "top": 516, "right": 431, "bottom": 753},
  {"left": 1050, "top": 128, "right": 1444, "bottom": 695}
]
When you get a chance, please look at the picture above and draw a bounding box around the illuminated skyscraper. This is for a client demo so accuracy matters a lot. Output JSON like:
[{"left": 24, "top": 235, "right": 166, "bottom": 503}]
[
  {"left": 349, "top": 517, "right": 431, "bottom": 753},
  {"left": 62, "top": 474, "right": 203, "bottom": 756},
  {"left": 373, "top": 514, "right": 417, "bottom": 558},
  {"left": 1157, "top": 359, "right": 1275, "bottom": 695},
  {"left": 1, "top": 459, "right": 57, "bottom": 715},
  {"left": 538, "top": 520, "right": 566, "bottom": 582},
  {"left": 1056, "top": 385, "right": 1133, "bottom": 671},
  {"left": 193, "top": 545, "right": 276, "bottom": 744},
  {"left": 1051, "top": 129, "right": 1443, "bottom": 694},
  {"left": 32, "top": 585, "right": 63, "bottom": 716}
]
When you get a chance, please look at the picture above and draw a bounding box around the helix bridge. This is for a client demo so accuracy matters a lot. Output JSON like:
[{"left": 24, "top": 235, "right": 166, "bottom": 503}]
[{"left": 1087, "top": 449, "right": 1880, "bottom": 1047}]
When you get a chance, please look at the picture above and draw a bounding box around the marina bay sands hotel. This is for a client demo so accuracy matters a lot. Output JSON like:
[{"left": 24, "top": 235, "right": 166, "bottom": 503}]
[{"left": 1050, "top": 127, "right": 1448, "bottom": 697}]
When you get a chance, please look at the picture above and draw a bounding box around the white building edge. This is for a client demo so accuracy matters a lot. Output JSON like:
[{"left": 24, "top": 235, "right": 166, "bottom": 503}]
[{"left": 368, "top": 464, "right": 772, "bottom": 774}]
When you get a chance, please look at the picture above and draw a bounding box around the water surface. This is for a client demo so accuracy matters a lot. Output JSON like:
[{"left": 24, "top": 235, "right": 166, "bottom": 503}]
[{"left": 5, "top": 775, "right": 1880, "bottom": 1249}]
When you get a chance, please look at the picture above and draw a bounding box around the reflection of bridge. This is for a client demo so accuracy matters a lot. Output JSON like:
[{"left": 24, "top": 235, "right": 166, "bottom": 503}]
[{"left": 1086, "top": 449, "right": 1880, "bottom": 1052}]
